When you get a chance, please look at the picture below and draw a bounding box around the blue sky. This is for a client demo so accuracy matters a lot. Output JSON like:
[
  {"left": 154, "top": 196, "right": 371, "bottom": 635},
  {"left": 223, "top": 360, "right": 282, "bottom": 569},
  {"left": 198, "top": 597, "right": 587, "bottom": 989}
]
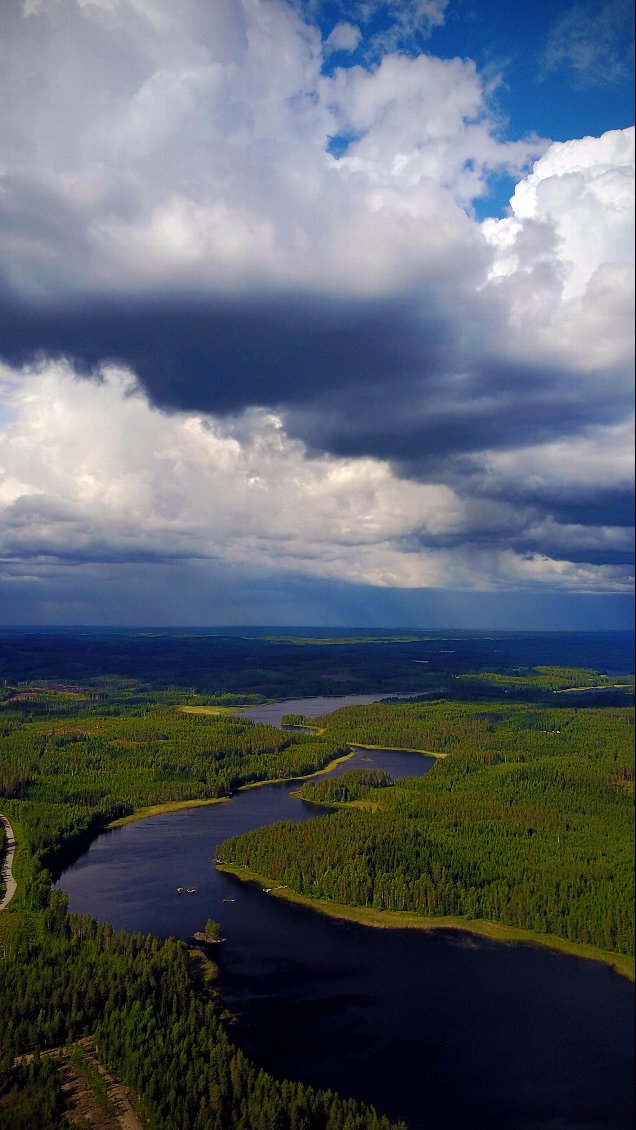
[
  {"left": 0, "top": 0, "right": 633, "bottom": 628},
  {"left": 316, "top": 0, "right": 634, "bottom": 134},
  {"left": 316, "top": 0, "right": 635, "bottom": 214}
]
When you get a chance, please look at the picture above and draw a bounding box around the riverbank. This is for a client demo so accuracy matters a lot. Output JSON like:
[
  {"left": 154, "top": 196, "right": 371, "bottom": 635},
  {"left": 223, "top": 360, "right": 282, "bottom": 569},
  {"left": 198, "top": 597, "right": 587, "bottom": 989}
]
[
  {"left": 178, "top": 705, "right": 248, "bottom": 716},
  {"left": 235, "top": 749, "right": 354, "bottom": 789},
  {"left": 108, "top": 797, "right": 231, "bottom": 829},
  {"left": 216, "top": 861, "right": 635, "bottom": 982},
  {"left": 106, "top": 751, "right": 357, "bottom": 829},
  {"left": 350, "top": 743, "right": 447, "bottom": 759},
  {"left": 0, "top": 814, "right": 17, "bottom": 910}
]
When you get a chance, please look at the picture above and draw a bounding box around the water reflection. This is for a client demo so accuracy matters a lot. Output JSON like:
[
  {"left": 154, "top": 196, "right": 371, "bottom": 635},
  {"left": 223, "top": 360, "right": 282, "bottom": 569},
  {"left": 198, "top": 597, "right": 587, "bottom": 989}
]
[{"left": 57, "top": 743, "right": 634, "bottom": 1130}]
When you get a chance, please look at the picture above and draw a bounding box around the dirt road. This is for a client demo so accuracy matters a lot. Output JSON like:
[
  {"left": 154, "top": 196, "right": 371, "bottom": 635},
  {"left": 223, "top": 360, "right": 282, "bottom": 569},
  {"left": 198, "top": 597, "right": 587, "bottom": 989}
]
[{"left": 0, "top": 813, "right": 16, "bottom": 909}]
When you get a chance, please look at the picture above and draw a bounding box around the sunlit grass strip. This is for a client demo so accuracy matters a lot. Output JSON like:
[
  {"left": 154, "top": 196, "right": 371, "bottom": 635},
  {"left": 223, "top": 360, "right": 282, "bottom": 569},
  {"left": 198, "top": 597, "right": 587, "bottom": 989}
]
[
  {"left": 349, "top": 743, "right": 447, "bottom": 759},
  {"left": 289, "top": 792, "right": 384, "bottom": 812},
  {"left": 178, "top": 705, "right": 248, "bottom": 715},
  {"left": 107, "top": 751, "right": 357, "bottom": 825},
  {"left": 234, "top": 749, "right": 355, "bottom": 789},
  {"left": 217, "top": 862, "right": 635, "bottom": 983},
  {"left": 108, "top": 797, "right": 230, "bottom": 827}
]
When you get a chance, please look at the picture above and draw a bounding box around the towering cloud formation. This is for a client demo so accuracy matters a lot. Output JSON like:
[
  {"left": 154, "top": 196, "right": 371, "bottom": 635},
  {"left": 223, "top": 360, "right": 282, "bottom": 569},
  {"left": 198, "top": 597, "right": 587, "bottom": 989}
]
[{"left": 0, "top": 0, "right": 633, "bottom": 619}]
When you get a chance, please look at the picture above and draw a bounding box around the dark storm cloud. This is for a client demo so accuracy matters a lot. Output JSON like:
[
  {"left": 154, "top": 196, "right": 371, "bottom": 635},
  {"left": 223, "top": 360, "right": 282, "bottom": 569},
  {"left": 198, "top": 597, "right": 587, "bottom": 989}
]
[
  {"left": 408, "top": 532, "right": 634, "bottom": 569},
  {"left": 0, "top": 286, "right": 447, "bottom": 415},
  {"left": 1, "top": 285, "right": 631, "bottom": 480},
  {"left": 0, "top": 0, "right": 632, "bottom": 619},
  {"left": 475, "top": 484, "right": 635, "bottom": 532},
  {"left": 281, "top": 356, "right": 631, "bottom": 477}
]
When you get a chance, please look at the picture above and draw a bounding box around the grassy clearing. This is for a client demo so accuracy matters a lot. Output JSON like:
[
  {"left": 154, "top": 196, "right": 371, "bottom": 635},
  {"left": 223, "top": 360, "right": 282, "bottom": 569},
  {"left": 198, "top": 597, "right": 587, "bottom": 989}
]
[
  {"left": 0, "top": 909, "right": 25, "bottom": 951},
  {"left": 217, "top": 862, "right": 635, "bottom": 982},
  {"left": 186, "top": 946, "right": 220, "bottom": 989}
]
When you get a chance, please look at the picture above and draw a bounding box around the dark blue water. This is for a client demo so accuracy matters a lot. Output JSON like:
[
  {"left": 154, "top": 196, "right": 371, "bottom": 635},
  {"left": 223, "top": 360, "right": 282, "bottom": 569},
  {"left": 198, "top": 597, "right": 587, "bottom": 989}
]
[
  {"left": 57, "top": 744, "right": 635, "bottom": 1130},
  {"left": 56, "top": 746, "right": 429, "bottom": 937}
]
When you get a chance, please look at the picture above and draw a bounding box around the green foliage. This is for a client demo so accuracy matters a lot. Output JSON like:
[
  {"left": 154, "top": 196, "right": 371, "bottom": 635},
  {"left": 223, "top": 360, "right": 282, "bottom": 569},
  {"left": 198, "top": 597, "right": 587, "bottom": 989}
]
[
  {"left": 0, "top": 686, "right": 403, "bottom": 1126},
  {"left": 0, "top": 702, "right": 347, "bottom": 889},
  {"left": 298, "top": 769, "right": 394, "bottom": 805},
  {"left": 221, "top": 701, "right": 635, "bottom": 956},
  {"left": 0, "top": 1056, "right": 65, "bottom": 1130},
  {"left": 69, "top": 1044, "right": 113, "bottom": 1114},
  {"left": 1, "top": 637, "right": 633, "bottom": 1126},
  {"left": 206, "top": 693, "right": 268, "bottom": 706},
  {"left": 204, "top": 918, "right": 222, "bottom": 941},
  {"left": 456, "top": 666, "right": 625, "bottom": 690},
  {"left": 0, "top": 904, "right": 404, "bottom": 1130}
]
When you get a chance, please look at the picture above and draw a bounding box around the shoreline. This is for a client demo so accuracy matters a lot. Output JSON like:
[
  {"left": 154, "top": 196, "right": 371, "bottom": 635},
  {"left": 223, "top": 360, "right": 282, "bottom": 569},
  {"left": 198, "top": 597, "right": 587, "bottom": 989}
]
[
  {"left": 104, "top": 741, "right": 439, "bottom": 830},
  {"left": 62, "top": 739, "right": 633, "bottom": 985},
  {"left": 216, "top": 861, "right": 635, "bottom": 983},
  {"left": 349, "top": 743, "right": 447, "bottom": 759},
  {"left": 107, "top": 796, "right": 231, "bottom": 828},
  {"left": 106, "top": 750, "right": 357, "bottom": 828}
]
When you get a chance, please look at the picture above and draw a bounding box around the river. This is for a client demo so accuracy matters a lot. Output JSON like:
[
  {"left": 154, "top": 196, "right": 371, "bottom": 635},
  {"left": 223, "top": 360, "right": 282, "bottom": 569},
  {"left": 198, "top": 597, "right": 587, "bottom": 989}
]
[{"left": 57, "top": 695, "right": 635, "bottom": 1130}]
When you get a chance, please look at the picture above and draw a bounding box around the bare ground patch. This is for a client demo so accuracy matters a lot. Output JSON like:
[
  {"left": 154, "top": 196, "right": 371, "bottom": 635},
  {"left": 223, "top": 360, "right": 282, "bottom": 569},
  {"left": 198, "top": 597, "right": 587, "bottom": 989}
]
[{"left": 18, "top": 1038, "right": 143, "bottom": 1130}]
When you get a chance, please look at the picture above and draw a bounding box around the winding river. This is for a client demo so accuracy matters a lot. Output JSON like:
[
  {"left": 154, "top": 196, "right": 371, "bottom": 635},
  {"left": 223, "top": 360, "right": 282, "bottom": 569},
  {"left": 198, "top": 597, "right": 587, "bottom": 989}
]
[{"left": 56, "top": 696, "right": 635, "bottom": 1130}]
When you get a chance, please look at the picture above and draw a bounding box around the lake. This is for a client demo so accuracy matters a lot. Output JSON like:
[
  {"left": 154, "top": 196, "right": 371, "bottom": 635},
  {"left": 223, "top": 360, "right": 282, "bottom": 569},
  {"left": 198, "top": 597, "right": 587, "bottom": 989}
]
[
  {"left": 57, "top": 698, "right": 635, "bottom": 1130},
  {"left": 241, "top": 691, "right": 429, "bottom": 727}
]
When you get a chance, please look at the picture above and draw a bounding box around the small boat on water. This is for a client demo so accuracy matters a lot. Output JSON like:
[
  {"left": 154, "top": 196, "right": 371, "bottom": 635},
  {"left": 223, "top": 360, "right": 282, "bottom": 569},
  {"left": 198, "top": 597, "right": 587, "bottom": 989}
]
[
  {"left": 222, "top": 898, "right": 236, "bottom": 903},
  {"left": 176, "top": 887, "right": 184, "bottom": 894},
  {"left": 186, "top": 887, "right": 197, "bottom": 894}
]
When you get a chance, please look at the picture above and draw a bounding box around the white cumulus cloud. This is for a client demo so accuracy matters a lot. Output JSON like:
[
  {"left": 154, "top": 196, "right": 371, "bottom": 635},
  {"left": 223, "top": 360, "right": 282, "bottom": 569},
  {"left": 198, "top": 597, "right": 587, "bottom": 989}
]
[
  {"left": 325, "top": 22, "right": 361, "bottom": 52},
  {"left": 0, "top": 0, "right": 633, "bottom": 613}
]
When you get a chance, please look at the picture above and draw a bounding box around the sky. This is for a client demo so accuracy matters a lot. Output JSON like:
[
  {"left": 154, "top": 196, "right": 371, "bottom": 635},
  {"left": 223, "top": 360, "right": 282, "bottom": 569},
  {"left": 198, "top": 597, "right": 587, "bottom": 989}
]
[{"left": 0, "top": 0, "right": 633, "bottom": 629}]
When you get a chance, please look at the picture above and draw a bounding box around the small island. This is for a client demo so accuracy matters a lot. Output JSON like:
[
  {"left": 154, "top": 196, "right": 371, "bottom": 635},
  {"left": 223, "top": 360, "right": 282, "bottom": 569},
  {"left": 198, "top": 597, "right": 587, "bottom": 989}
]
[{"left": 192, "top": 917, "right": 223, "bottom": 945}]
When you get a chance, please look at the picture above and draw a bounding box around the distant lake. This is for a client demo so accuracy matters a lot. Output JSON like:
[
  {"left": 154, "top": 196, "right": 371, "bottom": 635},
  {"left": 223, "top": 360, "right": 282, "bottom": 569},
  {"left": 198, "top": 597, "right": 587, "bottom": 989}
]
[
  {"left": 241, "top": 691, "right": 426, "bottom": 726},
  {"left": 57, "top": 716, "right": 635, "bottom": 1130}
]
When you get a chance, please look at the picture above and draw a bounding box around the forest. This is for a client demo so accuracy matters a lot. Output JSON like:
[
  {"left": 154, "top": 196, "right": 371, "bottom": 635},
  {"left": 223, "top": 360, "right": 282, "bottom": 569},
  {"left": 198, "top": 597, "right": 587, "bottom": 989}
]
[
  {"left": 0, "top": 631, "right": 633, "bottom": 1127},
  {"left": 0, "top": 893, "right": 402, "bottom": 1130},
  {"left": 0, "top": 682, "right": 400, "bottom": 1128},
  {"left": 295, "top": 768, "right": 395, "bottom": 805},
  {"left": 220, "top": 700, "right": 635, "bottom": 957},
  {"left": 1, "top": 626, "right": 633, "bottom": 698},
  {"left": 0, "top": 699, "right": 352, "bottom": 897}
]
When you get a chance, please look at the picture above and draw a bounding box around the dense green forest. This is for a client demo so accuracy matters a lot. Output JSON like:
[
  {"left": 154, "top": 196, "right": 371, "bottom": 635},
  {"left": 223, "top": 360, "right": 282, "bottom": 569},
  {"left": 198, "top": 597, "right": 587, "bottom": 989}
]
[
  {"left": 0, "top": 893, "right": 402, "bottom": 1130},
  {"left": 0, "top": 685, "right": 401, "bottom": 1128},
  {"left": 2, "top": 627, "right": 633, "bottom": 697},
  {"left": 296, "top": 769, "right": 395, "bottom": 805},
  {"left": 220, "top": 700, "right": 635, "bottom": 957},
  {"left": 0, "top": 700, "right": 348, "bottom": 886},
  {"left": 0, "top": 635, "right": 634, "bottom": 1127}
]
